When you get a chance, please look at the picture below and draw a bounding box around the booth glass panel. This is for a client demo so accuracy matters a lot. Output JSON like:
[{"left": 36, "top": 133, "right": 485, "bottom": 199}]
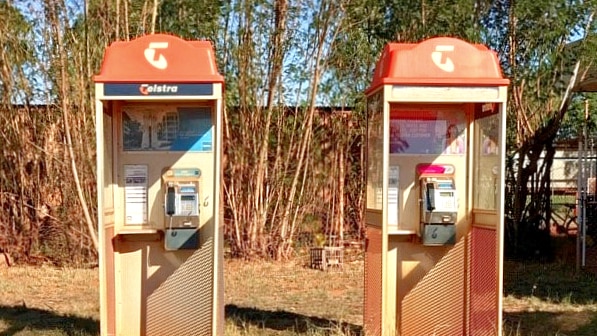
[
  {"left": 387, "top": 105, "right": 467, "bottom": 233},
  {"left": 104, "top": 109, "right": 114, "bottom": 209},
  {"left": 367, "top": 92, "right": 384, "bottom": 210},
  {"left": 473, "top": 112, "right": 500, "bottom": 211}
]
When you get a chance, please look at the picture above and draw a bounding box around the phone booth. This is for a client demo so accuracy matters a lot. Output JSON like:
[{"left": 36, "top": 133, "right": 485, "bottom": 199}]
[
  {"left": 94, "top": 34, "right": 224, "bottom": 336},
  {"left": 363, "top": 37, "right": 509, "bottom": 336}
]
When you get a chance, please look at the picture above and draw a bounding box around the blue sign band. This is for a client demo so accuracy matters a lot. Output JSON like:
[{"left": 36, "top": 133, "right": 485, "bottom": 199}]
[{"left": 104, "top": 83, "right": 213, "bottom": 96}]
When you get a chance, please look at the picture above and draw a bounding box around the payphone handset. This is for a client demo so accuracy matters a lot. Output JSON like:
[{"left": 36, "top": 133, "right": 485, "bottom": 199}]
[
  {"left": 417, "top": 164, "right": 457, "bottom": 246},
  {"left": 420, "top": 177, "right": 458, "bottom": 214},
  {"left": 422, "top": 179, "right": 457, "bottom": 214},
  {"left": 162, "top": 168, "right": 201, "bottom": 250},
  {"left": 165, "top": 182, "right": 200, "bottom": 224}
]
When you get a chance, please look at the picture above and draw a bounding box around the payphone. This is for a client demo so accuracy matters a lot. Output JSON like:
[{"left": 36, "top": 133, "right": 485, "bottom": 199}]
[
  {"left": 95, "top": 34, "right": 225, "bottom": 336},
  {"left": 363, "top": 37, "right": 509, "bottom": 336},
  {"left": 162, "top": 167, "right": 201, "bottom": 250},
  {"left": 418, "top": 164, "right": 458, "bottom": 245}
]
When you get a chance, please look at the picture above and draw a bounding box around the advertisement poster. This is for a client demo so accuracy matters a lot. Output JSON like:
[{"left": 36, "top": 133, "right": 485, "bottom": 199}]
[
  {"left": 122, "top": 106, "right": 213, "bottom": 152},
  {"left": 389, "top": 110, "right": 466, "bottom": 155},
  {"left": 124, "top": 164, "right": 148, "bottom": 225}
]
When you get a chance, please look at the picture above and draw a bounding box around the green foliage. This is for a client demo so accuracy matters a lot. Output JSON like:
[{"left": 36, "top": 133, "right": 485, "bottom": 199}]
[
  {"left": 559, "top": 93, "right": 597, "bottom": 140},
  {"left": 487, "top": 0, "right": 597, "bottom": 258},
  {"left": 157, "top": 0, "right": 224, "bottom": 41},
  {"left": 352, "top": 0, "right": 490, "bottom": 43},
  {"left": 0, "top": 1, "right": 34, "bottom": 101}
]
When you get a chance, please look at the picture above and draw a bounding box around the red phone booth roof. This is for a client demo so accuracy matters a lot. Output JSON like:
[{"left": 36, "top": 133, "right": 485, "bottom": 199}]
[
  {"left": 94, "top": 34, "right": 224, "bottom": 83},
  {"left": 366, "top": 37, "right": 509, "bottom": 94}
]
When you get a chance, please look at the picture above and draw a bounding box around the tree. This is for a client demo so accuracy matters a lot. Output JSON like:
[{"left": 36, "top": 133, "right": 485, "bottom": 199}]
[
  {"left": 0, "top": 0, "right": 32, "bottom": 101},
  {"left": 0, "top": 0, "right": 37, "bottom": 265},
  {"left": 6, "top": 0, "right": 592, "bottom": 264},
  {"left": 483, "top": 0, "right": 597, "bottom": 258},
  {"left": 221, "top": 0, "right": 355, "bottom": 259}
]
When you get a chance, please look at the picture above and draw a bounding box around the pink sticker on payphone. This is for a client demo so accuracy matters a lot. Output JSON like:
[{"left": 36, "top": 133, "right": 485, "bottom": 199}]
[{"left": 416, "top": 164, "right": 454, "bottom": 175}]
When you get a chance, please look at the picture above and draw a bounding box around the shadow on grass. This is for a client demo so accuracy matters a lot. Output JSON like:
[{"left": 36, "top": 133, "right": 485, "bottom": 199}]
[
  {"left": 504, "top": 310, "right": 597, "bottom": 336},
  {"left": 504, "top": 259, "right": 597, "bottom": 305},
  {"left": 226, "top": 304, "right": 363, "bottom": 335},
  {"left": 0, "top": 304, "right": 99, "bottom": 336}
]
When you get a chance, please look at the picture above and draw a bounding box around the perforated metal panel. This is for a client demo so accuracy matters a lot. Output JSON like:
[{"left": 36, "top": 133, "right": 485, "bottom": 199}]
[
  {"left": 146, "top": 237, "right": 214, "bottom": 336},
  {"left": 216, "top": 220, "right": 225, "bottom": 336},
  {"left": 105, "top": 227, "right": 116, "bottom": 335},
  {"left": 364, "top": 226, "right": 383, "bottom": 336},
  {"left": 401, "top": 237, "right": 465, "bottom": 336},
  {"left": 469, "top": 227, "right": 498, "bottom": 335}
]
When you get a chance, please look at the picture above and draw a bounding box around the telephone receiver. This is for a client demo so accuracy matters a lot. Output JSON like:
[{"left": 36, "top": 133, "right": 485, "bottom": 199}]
[
  {"left": 426, "top": 183, "right": 435, "bottom": 211},
  {"left": 166, "top": 185, "right": 176, "bottom": 216}
]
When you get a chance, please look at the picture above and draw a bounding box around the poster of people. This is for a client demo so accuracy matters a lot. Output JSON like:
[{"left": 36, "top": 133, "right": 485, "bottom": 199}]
[
  {"left": 389, "top": 110, "right": 466, "bottom": 155},
  {"left": 122, "top": 105, "right": 213, "bottom": 152}
]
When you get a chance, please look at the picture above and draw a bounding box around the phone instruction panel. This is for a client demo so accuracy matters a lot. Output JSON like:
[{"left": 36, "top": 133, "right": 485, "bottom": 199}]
[
  {"left": 124, "top": 164, "right": 148, "bottom": 225},
  {"left": 388, "top": 166, "right": 399, "bottom": 226}
]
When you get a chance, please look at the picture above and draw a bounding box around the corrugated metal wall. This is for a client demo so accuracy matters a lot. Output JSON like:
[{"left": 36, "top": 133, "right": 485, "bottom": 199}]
[
  {"left": 469, "top": 227, "right": 498, "bottom": 335},
  {"left": 364, "top": 226, "right": 383, "bottom": 336},
  {"left": 401, "top": 237, "right": 466, "bottom": 336},
  {"left": 146, "top": 237, "right": 214, "bottom": 336}
]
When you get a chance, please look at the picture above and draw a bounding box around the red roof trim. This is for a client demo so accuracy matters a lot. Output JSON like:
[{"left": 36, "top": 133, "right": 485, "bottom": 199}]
[
  {"left": 94, "top": 34, "right": 224, "bottom": 83},
  {"left": 366, "top": 37, "right": 509, "bottom": 94}
]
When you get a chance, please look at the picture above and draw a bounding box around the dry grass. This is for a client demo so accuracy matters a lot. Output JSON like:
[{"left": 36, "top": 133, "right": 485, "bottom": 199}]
[
  {"left": 224, "top": 253, "right": 363, "bottom": 335},
  {"left": 2, "top": 254, "right": 597, "bottom": 335},
  {"left": 0, "top": 266, "right": 99, "bottom": 335}
]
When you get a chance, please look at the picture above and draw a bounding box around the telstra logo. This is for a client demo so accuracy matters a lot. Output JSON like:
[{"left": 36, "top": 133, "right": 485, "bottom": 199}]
[{"left": 139, "top": 84, "right": 179, "bottom": 95}]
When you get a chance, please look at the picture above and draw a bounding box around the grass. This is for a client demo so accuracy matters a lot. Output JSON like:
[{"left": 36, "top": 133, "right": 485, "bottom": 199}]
[
  {"left": 503, "top": 260, "right": 597, "bottom": 336},
  {"left": 0, "top": 266, "right": 99, "bottom": 335},
  {"left": 2, "top": 253, "right": 597, "bottom": 335},
  {"left": 224, "top": 253, "right": 363, "bottom": 335}
]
